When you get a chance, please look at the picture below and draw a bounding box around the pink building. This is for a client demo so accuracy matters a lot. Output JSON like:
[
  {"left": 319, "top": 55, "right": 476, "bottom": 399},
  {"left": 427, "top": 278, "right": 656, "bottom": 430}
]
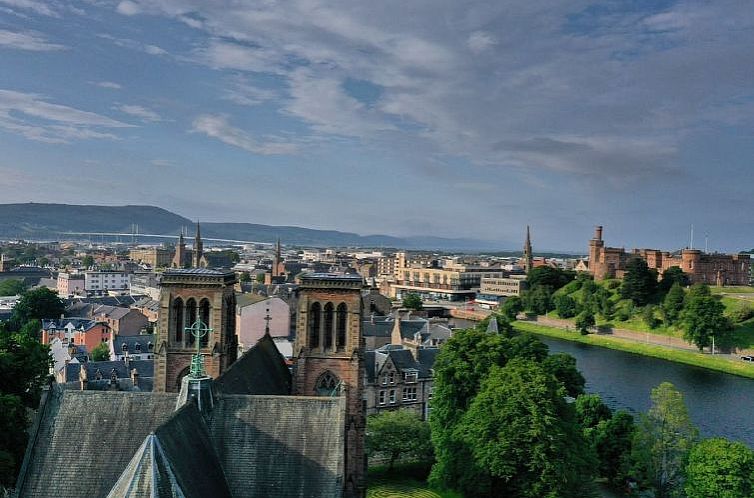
[
  {"left": 57, "top": 272, "right": 85, "bottom": 297},
  {"left": 236, "top": 294, "right": 290, "bottom": 352}
]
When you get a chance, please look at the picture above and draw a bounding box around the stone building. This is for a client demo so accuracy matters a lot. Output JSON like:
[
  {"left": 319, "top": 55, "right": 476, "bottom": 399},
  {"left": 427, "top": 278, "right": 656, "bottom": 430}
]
[
  {"left": 129, "top": 247, "right": 174, "bottom": 268},
  {"left": 588, "top": 226, "right": 751, "bottom": 286}
]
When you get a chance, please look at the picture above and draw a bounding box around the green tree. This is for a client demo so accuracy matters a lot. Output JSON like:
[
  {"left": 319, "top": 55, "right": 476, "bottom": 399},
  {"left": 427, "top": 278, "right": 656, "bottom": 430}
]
[
  {"left": 455, "top": 359, "right": 596, "bottom": 497},
  {"left": 11, "top": 287, "right": 65, "bottom": 328},
  {"left": 685, "top": 438, "right": 754, "bottom": 498},
  {"left": 631, "top": 382, "right": 698, "bottom": 497},
  {"left": 620, "top": 258, "right": 658, "bottom": 306},
  {"left": 366, "top": 409, "right": 433, "bottom": 470},
  {"left": 543, "top": 353, "right": 585, "bottom": 398},
  {"left": 0, "top": 279, "right": 27, "bottom": 296},
  {"left": 659, "top": 266, "right": 689, "bottom": 292},
  {"left": 523, "top": 285, "right": 552, "bottom": 315},
  {"left": 575, "top": 394, "right": 612, "bottom": 429},
  {"left": 662, "top": 283, "right": 686, "bottom": 325},
  {"left": 594, "top": 411, "right": 635, "bottom": 488},
  {"left": 90, "top": 342, "right": 111, "bottom": 361},
  {"left": 402, "top": 293, "right": 423, "bottom": 311},
  {"left": 239, "top": 271, "right": 252, "bottom": 283},
  {"left": 498, "top": 296, "right": 523, "bottom": 321},
  {"left": 554, "top": 294, "right": 578, "bottom": 318},
  {"left": 575, "top": 310, "right": 595, "bottom": 334},
  {"left": 0, "top": 394, "right": 29, "bottom": 488},
  {"left": 687, "top": 283, "right": 711, "bottom": 298},
  {"left": 0, "top": 320, "right": 51, "bottom": 407},
  {"left": 525, "top": 267, "right": 576, "bottom": 292},
  {"left": 681, "top": 295, "right": 731, "bottom": 350},
  {"left": 82, "top": 254, "right": 94, "bottom": 268},
  {"left": 642, "top": 304, "right": 660, "bottom": 329},
  {"left": 255, "top": 272, "right": 265, "bottom": 283}
]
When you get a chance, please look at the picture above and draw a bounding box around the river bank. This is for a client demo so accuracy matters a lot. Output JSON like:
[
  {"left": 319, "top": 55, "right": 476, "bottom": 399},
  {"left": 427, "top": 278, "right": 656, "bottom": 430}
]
[{"left": 514, "top": 320, "right": 754, "bottom": 380}]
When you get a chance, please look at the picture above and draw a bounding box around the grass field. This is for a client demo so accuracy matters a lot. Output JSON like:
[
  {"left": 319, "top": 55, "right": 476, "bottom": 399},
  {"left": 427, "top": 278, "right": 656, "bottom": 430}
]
[
  {"left": 514, "top": 321, "right": 754, "bottom": 379},
  {"left": 367, "top": 477, "right": 462, "bottom": 498}
]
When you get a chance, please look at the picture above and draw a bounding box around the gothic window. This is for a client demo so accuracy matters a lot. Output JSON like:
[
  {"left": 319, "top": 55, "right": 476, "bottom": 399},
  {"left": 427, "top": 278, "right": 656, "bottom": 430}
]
[
  {"left": 171, "top": 298, "right": 184, "bottom": 343},
  {"left": 324, "top": 302, "right": 334, "bottom": 351},
  {"left": 186, "top": 298, "right": 197, "bottom": 345},
  {"left": 199, "top": 298, "right": 211, "bottom": 347},
  {"left": 309, "top": 302, "right": 321, "bottom": 349},
  {"left": 315, "top": 371, "right": 340, "bottom": 396},
  {"left": 336, "top": 303, "right": 347, "bottom": 350}
]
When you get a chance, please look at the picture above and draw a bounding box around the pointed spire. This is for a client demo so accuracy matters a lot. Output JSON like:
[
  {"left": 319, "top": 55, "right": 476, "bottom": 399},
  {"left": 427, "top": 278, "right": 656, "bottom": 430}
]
[
  {"left": 193, "top": 221, "right": 203, "bottom": 268},
  {"left": 391, "top": 311, "right": 403, "bottom": 345},
  {"left": 273, "top": 238, "right": 282, "bottom": 277},
  {"left": 524, "top": 225, "right": 533, "bottom": 274}
]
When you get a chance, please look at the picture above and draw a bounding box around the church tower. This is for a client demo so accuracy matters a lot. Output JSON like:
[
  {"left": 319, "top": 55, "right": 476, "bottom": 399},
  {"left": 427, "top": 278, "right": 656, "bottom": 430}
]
[
  {"left": 193, "top": 222, "right": 204, "bottom": 268},
  {"left": 294, "top": 273, "right": 366, "bottom": 498},
  {"left": 273, "top": 238, "right": 283, "bottom": 277},
  {"left": 154, "top": 268, "right": 237, "bottom": 392},
  {"left": 172, "top": 231, "right": 186, "bottom": 268},
  {"left": 524, "top": 225, "right": 533, "bottom": 274}
]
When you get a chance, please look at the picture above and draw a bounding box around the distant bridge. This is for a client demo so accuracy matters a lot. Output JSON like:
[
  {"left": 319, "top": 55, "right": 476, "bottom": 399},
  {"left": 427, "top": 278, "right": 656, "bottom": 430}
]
[{"left": 54, "top": 231, "right": 275, "bottom": 246}]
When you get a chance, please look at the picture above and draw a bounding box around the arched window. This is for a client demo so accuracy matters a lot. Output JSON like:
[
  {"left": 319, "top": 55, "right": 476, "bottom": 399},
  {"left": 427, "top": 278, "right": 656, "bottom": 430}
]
[
  {"left": 121, "top": 343, "right": 128, "bottom": 352},
  {"left": 171, "top": 298, "right": 184, "bottom": 343},
  {"left": 134, "top": 343, "right": 141, "bottom": 353},
  {"left": 186, "top": 298, "right": 197, "bottom": 345},
  {"left": 336, "top": 303, "right": 348, "bottom": 350},
  {"left": 199, "top": 298, "right": 211, "bottom": 347},
  {"left": 315, "top": 371, "right": 340, "bottom": 396},
  {"left": 324, "top": 302, "right": 334, "bottom": 351},
  {"left": 309, "top": 302, "right": 321, "bottom": 349}
]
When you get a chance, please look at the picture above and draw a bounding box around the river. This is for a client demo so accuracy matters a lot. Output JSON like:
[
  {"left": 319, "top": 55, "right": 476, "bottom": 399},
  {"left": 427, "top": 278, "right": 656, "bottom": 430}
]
[{"left": 539, "top": 336, "right": 754, "bottom": 446}]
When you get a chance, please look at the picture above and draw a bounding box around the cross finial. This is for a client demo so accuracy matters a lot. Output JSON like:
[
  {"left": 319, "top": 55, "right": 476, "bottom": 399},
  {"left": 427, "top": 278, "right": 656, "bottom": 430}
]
[
  {"left": 264, "top": 307, "right": 272, "bottom": 336},
  {"left": 185, "top": 319, "right": 213, "bottom": 378}
]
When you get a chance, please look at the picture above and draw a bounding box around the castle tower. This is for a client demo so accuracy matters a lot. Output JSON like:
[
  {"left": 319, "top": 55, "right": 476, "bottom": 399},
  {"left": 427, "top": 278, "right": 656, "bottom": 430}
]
[
  {"left": 523, "top": 225, "right": 533, "bottom": 274},
  {"left": 588, "top": 225, "right": 605, "bottom": 279},
  {"left": 154, "top": 269, "right": 237, "bottom": 392},
  {"left": 192, "top": 222, "right": 203, "bottom": 268},
  {"left": 172, "top": 232, "right": 186, "bottom": 268},
  {"left": 293, "top": 273, "right": 366, "bottom": 498}
]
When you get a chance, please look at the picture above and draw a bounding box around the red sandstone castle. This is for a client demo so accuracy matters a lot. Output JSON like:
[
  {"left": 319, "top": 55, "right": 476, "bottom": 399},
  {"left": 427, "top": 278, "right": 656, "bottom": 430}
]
[{"left": 588, "top": 226, "right": 751, "bottom": 286}]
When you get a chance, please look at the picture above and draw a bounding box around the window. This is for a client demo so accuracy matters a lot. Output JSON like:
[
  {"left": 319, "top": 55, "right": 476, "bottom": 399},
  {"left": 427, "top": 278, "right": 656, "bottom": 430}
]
[
  {"left": 336, "top": 303, "right": 347, "bottom": 349},
  {"left": 428, "top": 385, "right": 433, "bottom": 399},
  {"left": 389, "top": 390, "right": 396, "bottom": 404},
  {"left": 315, "top": 371, "right": 340, "bottom": 396},
  {"left": 404, "top": 370, "right": 418, "bottom": 383},
  {"left": 134, "top": 343, "right": 141, "bottom": 353},
  {"left": 309, "top": 302, "right": 321, "bottom": 349},
  {"left": 381, "top": 375, "right": 388, "bottom": 386},
  {"left": 121, "top": 343, "right": 128, "bottom": 352},
  {"left": 403, "top": 387, "right": 417, "bottom": 401},
  {"left": 378, "top": 391, "right": 386, "bottom": 405},
  {"left": 388, "top": 372, "right": 395, "bottom": 385}
]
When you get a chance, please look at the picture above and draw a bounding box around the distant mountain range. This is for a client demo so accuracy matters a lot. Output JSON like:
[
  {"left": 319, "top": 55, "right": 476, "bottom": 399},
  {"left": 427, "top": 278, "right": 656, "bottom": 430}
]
[{"left": 0, "top": 203, "right": 499, "bottom": 251}]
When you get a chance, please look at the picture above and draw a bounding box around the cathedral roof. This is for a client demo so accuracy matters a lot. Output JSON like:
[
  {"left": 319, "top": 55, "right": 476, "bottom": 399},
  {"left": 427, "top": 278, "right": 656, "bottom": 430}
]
[{"left": 214, "top": 333, "right": 291, "bottom": 396}]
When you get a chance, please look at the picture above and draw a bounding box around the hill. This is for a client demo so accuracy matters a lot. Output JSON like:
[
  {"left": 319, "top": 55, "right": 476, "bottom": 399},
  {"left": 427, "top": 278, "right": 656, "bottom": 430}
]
[{"left": 0, "top": 203, "right": 495, "bottom": 251}]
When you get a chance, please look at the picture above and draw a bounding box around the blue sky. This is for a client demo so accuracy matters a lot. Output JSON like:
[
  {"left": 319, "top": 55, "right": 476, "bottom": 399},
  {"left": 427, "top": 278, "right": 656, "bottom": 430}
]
[{"left": 1, "top": 0, "right": 753, "bottom": 252}]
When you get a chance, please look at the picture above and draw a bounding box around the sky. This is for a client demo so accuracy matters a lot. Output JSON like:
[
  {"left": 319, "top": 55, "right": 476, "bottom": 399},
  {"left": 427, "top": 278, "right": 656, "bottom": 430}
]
[{"left": 0, "top": 0, "right": 753, "bottom": 252}]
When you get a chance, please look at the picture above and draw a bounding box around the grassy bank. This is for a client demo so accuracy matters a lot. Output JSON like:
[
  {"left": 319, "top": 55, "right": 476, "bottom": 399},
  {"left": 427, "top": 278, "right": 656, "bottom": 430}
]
[
  {"left": 514, "top": 321, "right": 754, "bottom": 379},
  {"left": 368, "top": 464, "right": 461, "bottom": 498}
]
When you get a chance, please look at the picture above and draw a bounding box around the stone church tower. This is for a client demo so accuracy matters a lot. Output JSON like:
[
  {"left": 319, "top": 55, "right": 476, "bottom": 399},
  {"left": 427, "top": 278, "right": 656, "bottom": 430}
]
[
  {"left": 293, "top": 273, "right": 366, "bottom": 498},
  {"left": 154, "top": 268, "right": 237, "bottom": 392},
  {"left": 192, "top": 222, "right": 204, "bottom": 268}
]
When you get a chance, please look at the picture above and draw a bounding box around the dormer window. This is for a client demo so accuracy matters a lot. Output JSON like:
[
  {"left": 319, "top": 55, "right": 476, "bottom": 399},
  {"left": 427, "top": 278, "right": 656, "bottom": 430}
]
[
  {"left": 134, "top": 343, "right": 141, "bottom": 353},
  {"left": 147, "top": 342, "right": 153, "bottom": 352},
  {"left": 121, "top": 343, "right": 128, "bottom": 352},
  {"left": 388, "top": 372, "right": 395, "bottom": 385},
  {"left": 404, "top": 370, "right": 418, "bottom": 383}
]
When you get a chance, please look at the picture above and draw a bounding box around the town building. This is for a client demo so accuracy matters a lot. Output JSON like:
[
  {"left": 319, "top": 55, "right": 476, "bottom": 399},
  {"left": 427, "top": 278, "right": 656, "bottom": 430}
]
[
  {"left": 129, "top": 246, "right": 174, "bottom": 268},
  {"left": 57, "top": 272, "right": 85, "bottom": 297},
  {"left": 235, "top": 294, "right": 291, "bottom": 353},
  {"left": 85, "top": 270, "right": 130, "bottom": 295},
  {"left": 477, "top": 274, "right": 528, "bottom": 307},
  {"left": 588, "top": 226, "right": 751, "bottom": 285},
  {"left": 41, "top": 318, "right": 111, "bottom": 352},
  {"left": 90, "top": 304, "right": 150, "bottom": 336},
  {"left": 110, "top": 334, "right": 155, "bottom": 361},
  {"left": 129, "top": 271, "right": 160, "bottom": 300}
]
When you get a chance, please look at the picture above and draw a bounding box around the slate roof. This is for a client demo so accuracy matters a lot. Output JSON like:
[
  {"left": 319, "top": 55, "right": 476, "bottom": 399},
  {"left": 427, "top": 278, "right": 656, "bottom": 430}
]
[
  {"left": 366, "top": 346, "right": 439, "bottom": 381},
  {"left": 42, "top": 318, "right": 99, "bottom": 332},
  {"left": 214, "top": 333, "right": 291, "bottom": 395},
  {"left": 236, "top": 292, "right": 269, "bottom": 308},
  {"left": 361, "top": 315, "right": 427, "bottom": 340},
  {"left": 16, "top": 389, "right": 179, "bottom": 498},
  {"left": 205, "top": 395, "right": 345, "bottom": 498},
  {"left": 113, "top": 334, "right": 155, "bottom": 355},
  {"left": 65, "top": 359, "right": 154, "bottom": 383},
  {"left": 416, "top": 348, "right": 439, "bottom": 378}
]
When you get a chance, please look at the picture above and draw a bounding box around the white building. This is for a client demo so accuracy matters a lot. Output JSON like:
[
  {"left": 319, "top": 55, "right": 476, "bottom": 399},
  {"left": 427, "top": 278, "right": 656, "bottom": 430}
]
[
  {"left": 85, "top": 271, "right": 130, "bottom": 295},
  {"left": 236, "top": 294, "right": 290, "bottom": 353}
]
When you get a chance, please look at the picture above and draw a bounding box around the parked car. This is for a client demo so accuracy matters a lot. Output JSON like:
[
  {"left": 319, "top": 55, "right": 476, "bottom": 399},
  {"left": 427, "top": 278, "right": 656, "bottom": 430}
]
[{"left": 741, "top": 355, "right": 754, "bottom": 362}]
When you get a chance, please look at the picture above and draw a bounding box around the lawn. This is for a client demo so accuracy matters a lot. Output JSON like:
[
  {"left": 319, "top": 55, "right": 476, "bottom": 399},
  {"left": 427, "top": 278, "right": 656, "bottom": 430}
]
[
  {"left": 514, "top": 321, "right": 754, "bottom": 379},
  {"left": 367, "top": 477, "right": 462, "bottom": 498}
]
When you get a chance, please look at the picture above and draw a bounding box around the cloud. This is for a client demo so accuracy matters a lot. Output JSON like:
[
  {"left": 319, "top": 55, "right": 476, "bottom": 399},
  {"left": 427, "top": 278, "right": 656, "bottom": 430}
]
[
  {"left": 191, "top": 114, "right": 298, "bottom": 155},
  {"left": 91, "top": 81, "right": 122, "bottom": 89},
  {"left": 0, "top": 29, "right": 66, "bottom": 51},
  {"left": 115, "top": 104, "right": 161, "bottom": 122},
  {"left": 150, "top": 159, "right": 174, "bottom": 167},
  {"left": 466, "top": 31, "right": 497, "bottom": 54},
  {"left": 0, "top": 89, "right": 132, "bottom": 143},
  {"left": 222, "top": 76, "right": 277, "bottom": 106},
  {"left": 0, "top": 0, "right": 59, "bottom": 17},
  {"left": 116, "top": 0, "right": 141, "bottom": 16},
  {"left": 97, "top": 33, "right": 169, "bottom": 57}
]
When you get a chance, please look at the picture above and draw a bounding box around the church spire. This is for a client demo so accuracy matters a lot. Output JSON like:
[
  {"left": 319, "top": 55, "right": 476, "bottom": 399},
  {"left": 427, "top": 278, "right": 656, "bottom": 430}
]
[
  {"left": 524, "top": 225, "right": 533, "bottom": 274},
  {"left": 273, "top": 238, "right": 282, "bottom": 277},
  {"left": 193, "top": 221, "right": 203, "bottom": 268}
]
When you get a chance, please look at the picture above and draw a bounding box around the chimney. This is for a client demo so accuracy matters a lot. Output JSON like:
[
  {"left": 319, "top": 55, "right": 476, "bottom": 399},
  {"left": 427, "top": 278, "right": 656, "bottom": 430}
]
[
  {"left": 594, "top": 226, "right": 603, "bottom": 241},
  {"left": 109, "top": 368, "right": 118, "bottom": 391},
  {"left": 79, "top": 365, "right": 88, "bottom": 391},
  {"left": 130, "top": 368, "right": 139, "bottom": 389}
]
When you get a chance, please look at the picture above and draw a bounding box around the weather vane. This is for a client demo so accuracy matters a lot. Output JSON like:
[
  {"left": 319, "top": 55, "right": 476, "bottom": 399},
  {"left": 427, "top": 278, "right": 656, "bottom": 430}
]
[{"left": 186, "top": 319, "right": 212, "bottom": 378}]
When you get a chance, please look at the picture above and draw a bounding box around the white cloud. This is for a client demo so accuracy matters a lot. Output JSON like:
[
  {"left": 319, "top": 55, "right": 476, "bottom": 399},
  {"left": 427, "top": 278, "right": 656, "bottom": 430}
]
[
  {"left": 0, "top": 0, "right": 59, "bottom": 17},
  {"left": 97, "top": 33, "right": 169, "bottom": 57},
  {"left": 0, "top": 29, "right": 66, "bottom": 51},
  {"left": 115, "top": 104, "right": 162, "bottom": 122},
  {"left": 222, "top": 77, "right": 277, "bottom": 106},
  {"left": 116, "top": 0, "right": 141, "bottom": 16},
  {"left": 191, "top": 114, "right": 297, "bottom": 155},
  {"left": 91, "top": 81, "right": 122, "bottom": 89},
  {"left": 0, "top": 89, "right": 132, "bottom": 143},
  {"left": 467, "top": 31, "right": 497, "bottom": 54}
]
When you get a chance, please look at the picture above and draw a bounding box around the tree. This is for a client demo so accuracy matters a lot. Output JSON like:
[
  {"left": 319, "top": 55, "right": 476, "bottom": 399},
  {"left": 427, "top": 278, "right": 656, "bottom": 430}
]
[
  {"left": 0, "top": 279, "right": 26, "bottom": 296},
  {"left": 239, "top": 271, "right": 252, "bottom": 283},
  {"left": 525, "top": 267, "right": 576, "bottom": 292},
  {"left": 687, "top": 283, "right": 711, "bottom": 298},
  {"left": 575, "top": 310, "right": 595, "bottom": 335},
  {"left": 454, "top": 360, "right": 596, "bottom": 497},
  {"left": 498, "top": 296, "right": 523, "bottom": 321},
  {"left": 631, "top": 382, "right": 698, "bottom": 497},
  {"left": 659, "top": 266, "right": 689, "bottom": 292},
  {"left": 0, "top": 320, "right": 51, "bottom": 407},
  {"left": 681, "top": 295, "right": 732, "bottom": 350},
  {"left": 575, "top": 394, "right": 612, "bottom": 429},
  {"left": 543, "top": 353, "right": 585, "bottom": 398},
  {"left": 402, "top": 293, "right": 423, "bottom": 311},
  {"left": 662, "top": 283, "right": 686, "bottom": 325},
  {"left": 685, "top": 438, "right": 754, "bottom": 498},
  {"left": 255, "top": 273, "right": 265, "bottom": 283},
  {"left": 0, "top": 394, "right": 29, "bottom": 488},
  {"left": 594, "top": 411, "right": 635, "bottom": 488},
  {"left": 554, "top": 294, "right": 578, "bottom": 318},
  {"left": 620, "top": 258, "right": 658, "bottom": 306},
  {"left": 642, "top": 304, "right": 660, "bottom": 329},
  {"left": 90, "top": 342, "right": 111, "bottom": 361},
  {"left": 523, "top": 285, "right": 552, "bottom": 315},
  {"left": 366, "top": 409, "right": 432, "bottom": 469},
  {"left": 82, "top": 254, "right": 94, "bottom": 268},
  {"left": 10, "top": 287, "right": 65, "bottom": 328}
]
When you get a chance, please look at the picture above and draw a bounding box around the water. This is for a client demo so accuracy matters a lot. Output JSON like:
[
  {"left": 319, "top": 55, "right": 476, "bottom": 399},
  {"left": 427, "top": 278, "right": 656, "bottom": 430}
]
[{"left": 539, "top": 336, "right": 754, "bottom": 446}]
